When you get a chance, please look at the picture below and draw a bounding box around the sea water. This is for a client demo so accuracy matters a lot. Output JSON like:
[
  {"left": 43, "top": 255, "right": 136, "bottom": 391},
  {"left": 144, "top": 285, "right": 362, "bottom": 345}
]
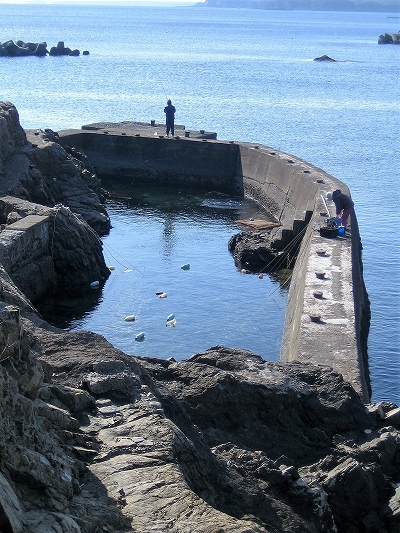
[
  {"left": 36, "top": 188, "right": 287, "bottom": 361},
  {"left": 1, "top": 5, "right": 399, "bottom": 403}
]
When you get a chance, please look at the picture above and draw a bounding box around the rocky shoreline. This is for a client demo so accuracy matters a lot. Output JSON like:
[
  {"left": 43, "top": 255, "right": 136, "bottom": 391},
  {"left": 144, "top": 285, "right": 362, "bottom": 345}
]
[{"left": 1, "top": 101, "right": 400, "bottom": 533}]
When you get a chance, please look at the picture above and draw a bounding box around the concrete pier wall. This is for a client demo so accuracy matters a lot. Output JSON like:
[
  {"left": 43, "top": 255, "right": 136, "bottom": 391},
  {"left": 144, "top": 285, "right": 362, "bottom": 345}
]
[
  {"left": 60, "top": 129, "right": 244, "bottom": 195},
  {"left": 0, "top": 214, "right": 54, "bottom": 302},
  {"left": 59, "top": 126, "right": 370, "bottom": 401}
]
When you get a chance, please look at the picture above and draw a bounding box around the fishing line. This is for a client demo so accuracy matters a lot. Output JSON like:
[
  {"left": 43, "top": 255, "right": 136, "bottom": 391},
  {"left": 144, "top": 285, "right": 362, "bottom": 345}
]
[
  {"left": 102, "top": 241, "right": 143, "bottom": 275},
  {"left": 67, "top": 210, "right": 143, "bottom": 275},
  {"left": 231, "top": 223, "right": 309, "bottom": 336},
  {"left": 159, "top": 77, "right": 169, "bottom": 101}
]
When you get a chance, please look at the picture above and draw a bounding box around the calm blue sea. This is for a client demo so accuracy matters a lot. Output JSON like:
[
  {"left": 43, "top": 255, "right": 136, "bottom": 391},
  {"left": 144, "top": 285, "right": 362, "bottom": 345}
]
[{"left": 1, "top": 4, "right": 399, "bottom": 404}]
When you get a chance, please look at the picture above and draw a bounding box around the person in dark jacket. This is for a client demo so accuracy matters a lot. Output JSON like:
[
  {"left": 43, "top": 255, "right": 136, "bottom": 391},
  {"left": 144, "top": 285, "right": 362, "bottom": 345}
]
[
  {"left": 327, "top": 189, "right": 354, "bottom": 230},
  {"left": 164, "top": 99, "right": 176, "bottom": 136}
]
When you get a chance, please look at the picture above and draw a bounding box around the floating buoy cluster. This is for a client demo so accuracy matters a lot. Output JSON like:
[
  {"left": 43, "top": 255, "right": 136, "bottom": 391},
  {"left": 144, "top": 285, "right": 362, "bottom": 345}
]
[{"left": 102, "top": 261, "right": 191, "bottom": 343}]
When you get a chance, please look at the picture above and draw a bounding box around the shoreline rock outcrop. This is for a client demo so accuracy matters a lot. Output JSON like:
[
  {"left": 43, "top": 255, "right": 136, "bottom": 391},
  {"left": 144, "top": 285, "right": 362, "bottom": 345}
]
[
  {"left": 0, "top": 102, "right": 110, "bottom": 300},
  {"left": 0, "top": 100, "right": 400, "bottom": 532},
  {"left": 1, "top": 315, "right": 400, "bottom": 533}
]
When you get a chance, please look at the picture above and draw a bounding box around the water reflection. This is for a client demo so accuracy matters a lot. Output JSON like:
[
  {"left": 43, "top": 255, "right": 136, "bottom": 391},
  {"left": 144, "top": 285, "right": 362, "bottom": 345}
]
[{"left": 35, "top": 186, "right": 288, "bottom": 362}]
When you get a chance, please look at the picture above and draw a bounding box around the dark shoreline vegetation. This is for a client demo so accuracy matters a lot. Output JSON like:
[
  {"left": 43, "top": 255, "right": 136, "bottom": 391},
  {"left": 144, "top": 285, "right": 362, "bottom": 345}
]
[{"left": 195, "top": 0, "right": 399, "bottom": 11}]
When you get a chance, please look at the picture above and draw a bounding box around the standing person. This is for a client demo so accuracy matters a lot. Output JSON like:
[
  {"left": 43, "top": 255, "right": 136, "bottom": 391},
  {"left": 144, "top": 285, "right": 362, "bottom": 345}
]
[
  {"left": 327, "top": 189, "right": 354, "bottom": 231},
  {"left": 164, "top": 99, "right": 176, "bottom": 136}
]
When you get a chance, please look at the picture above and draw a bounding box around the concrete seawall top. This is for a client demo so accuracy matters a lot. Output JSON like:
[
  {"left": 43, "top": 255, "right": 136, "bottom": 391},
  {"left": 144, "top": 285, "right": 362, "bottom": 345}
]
[{"left": 57, "top": 121, "right": 370, "bottom": 401}]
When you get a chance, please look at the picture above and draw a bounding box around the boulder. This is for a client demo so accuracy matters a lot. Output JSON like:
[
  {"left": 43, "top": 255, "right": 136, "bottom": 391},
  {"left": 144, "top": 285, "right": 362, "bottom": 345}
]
[
  {"left": 228, "top": 230, "right": 284, "bottom": 272},
  {"left": 0, "top": 103, "right": 110, "bottom": 236},
  {"left": 0, "top": 197, "right": 111, "bottom": 295},
  {"left": 49, "top": 41, "right": 80, "bottom": 56}
]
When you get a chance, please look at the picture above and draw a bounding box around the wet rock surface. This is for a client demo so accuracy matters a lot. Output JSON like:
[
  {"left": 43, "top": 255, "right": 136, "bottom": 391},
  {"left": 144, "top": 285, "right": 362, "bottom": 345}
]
[{"left": 228, "top": 229, "right": 299, "bottom": 272}]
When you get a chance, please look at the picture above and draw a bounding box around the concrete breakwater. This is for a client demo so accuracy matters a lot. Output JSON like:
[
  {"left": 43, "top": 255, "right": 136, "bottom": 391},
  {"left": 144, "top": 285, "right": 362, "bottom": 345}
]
[
  {"left": 59, "top": 121, "right": 371, "bottom": 401},
  {"left": 0, "top": 106, "right": 370, "bottom": 398}
]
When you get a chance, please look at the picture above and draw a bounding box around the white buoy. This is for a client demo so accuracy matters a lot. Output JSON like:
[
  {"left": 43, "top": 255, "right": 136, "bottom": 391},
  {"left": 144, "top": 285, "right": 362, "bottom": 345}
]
[
  {"left": 90, "top": 281, "right": 99, "bottom": 288},
  {"left": 124, "top": 315, "right": 135, "bottom": 322}
]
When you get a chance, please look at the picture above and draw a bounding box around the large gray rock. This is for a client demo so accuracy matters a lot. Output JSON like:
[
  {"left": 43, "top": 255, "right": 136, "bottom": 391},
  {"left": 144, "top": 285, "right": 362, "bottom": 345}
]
[
  {"left": 0, "top": 304, "right": 399, "bottom": 533},
  {"left": 378, "top": 32, "right": 400, "bottom": 44},
  {"left": 0, "top": 103, "right": 110, "bottom": 236},
  {"left": 28, "top": 333, "right": 400, "bottom": 533}
]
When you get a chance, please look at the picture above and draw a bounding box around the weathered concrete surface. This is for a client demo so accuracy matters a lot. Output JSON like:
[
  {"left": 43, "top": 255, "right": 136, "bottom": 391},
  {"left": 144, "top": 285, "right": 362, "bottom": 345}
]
[{"left": 58, "top": 123, "right": 240, "bottom": 195}]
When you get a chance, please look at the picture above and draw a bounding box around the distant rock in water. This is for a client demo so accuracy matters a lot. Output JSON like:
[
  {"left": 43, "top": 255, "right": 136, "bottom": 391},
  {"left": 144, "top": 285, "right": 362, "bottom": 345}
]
[
  {"left": 49, "top": 41, "right": 80, "bottom": 56},
  {"left": 0, "top": 39, "right": 88, "bottom": 57},
  {"left": 378, "top": 31, "right": 400, "bottom": 44},
  {"left": 0, "top": 40, "right": 48, "bottom": 57},
  {"left": 314, "top": 55, "right": 337, "bottom": 62}
]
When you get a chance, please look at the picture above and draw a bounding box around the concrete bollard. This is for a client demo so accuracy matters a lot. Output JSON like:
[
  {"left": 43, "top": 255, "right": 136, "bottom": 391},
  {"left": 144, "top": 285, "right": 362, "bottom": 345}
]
[
  {"left": 185, "top": 131, "right": 190, "bottom": 137},
  {"left": 200, "top": 129, "right": 205, "bottom": 134},
  {"left": 151, "top": 120, "right": 155, "bottom": 126}
]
